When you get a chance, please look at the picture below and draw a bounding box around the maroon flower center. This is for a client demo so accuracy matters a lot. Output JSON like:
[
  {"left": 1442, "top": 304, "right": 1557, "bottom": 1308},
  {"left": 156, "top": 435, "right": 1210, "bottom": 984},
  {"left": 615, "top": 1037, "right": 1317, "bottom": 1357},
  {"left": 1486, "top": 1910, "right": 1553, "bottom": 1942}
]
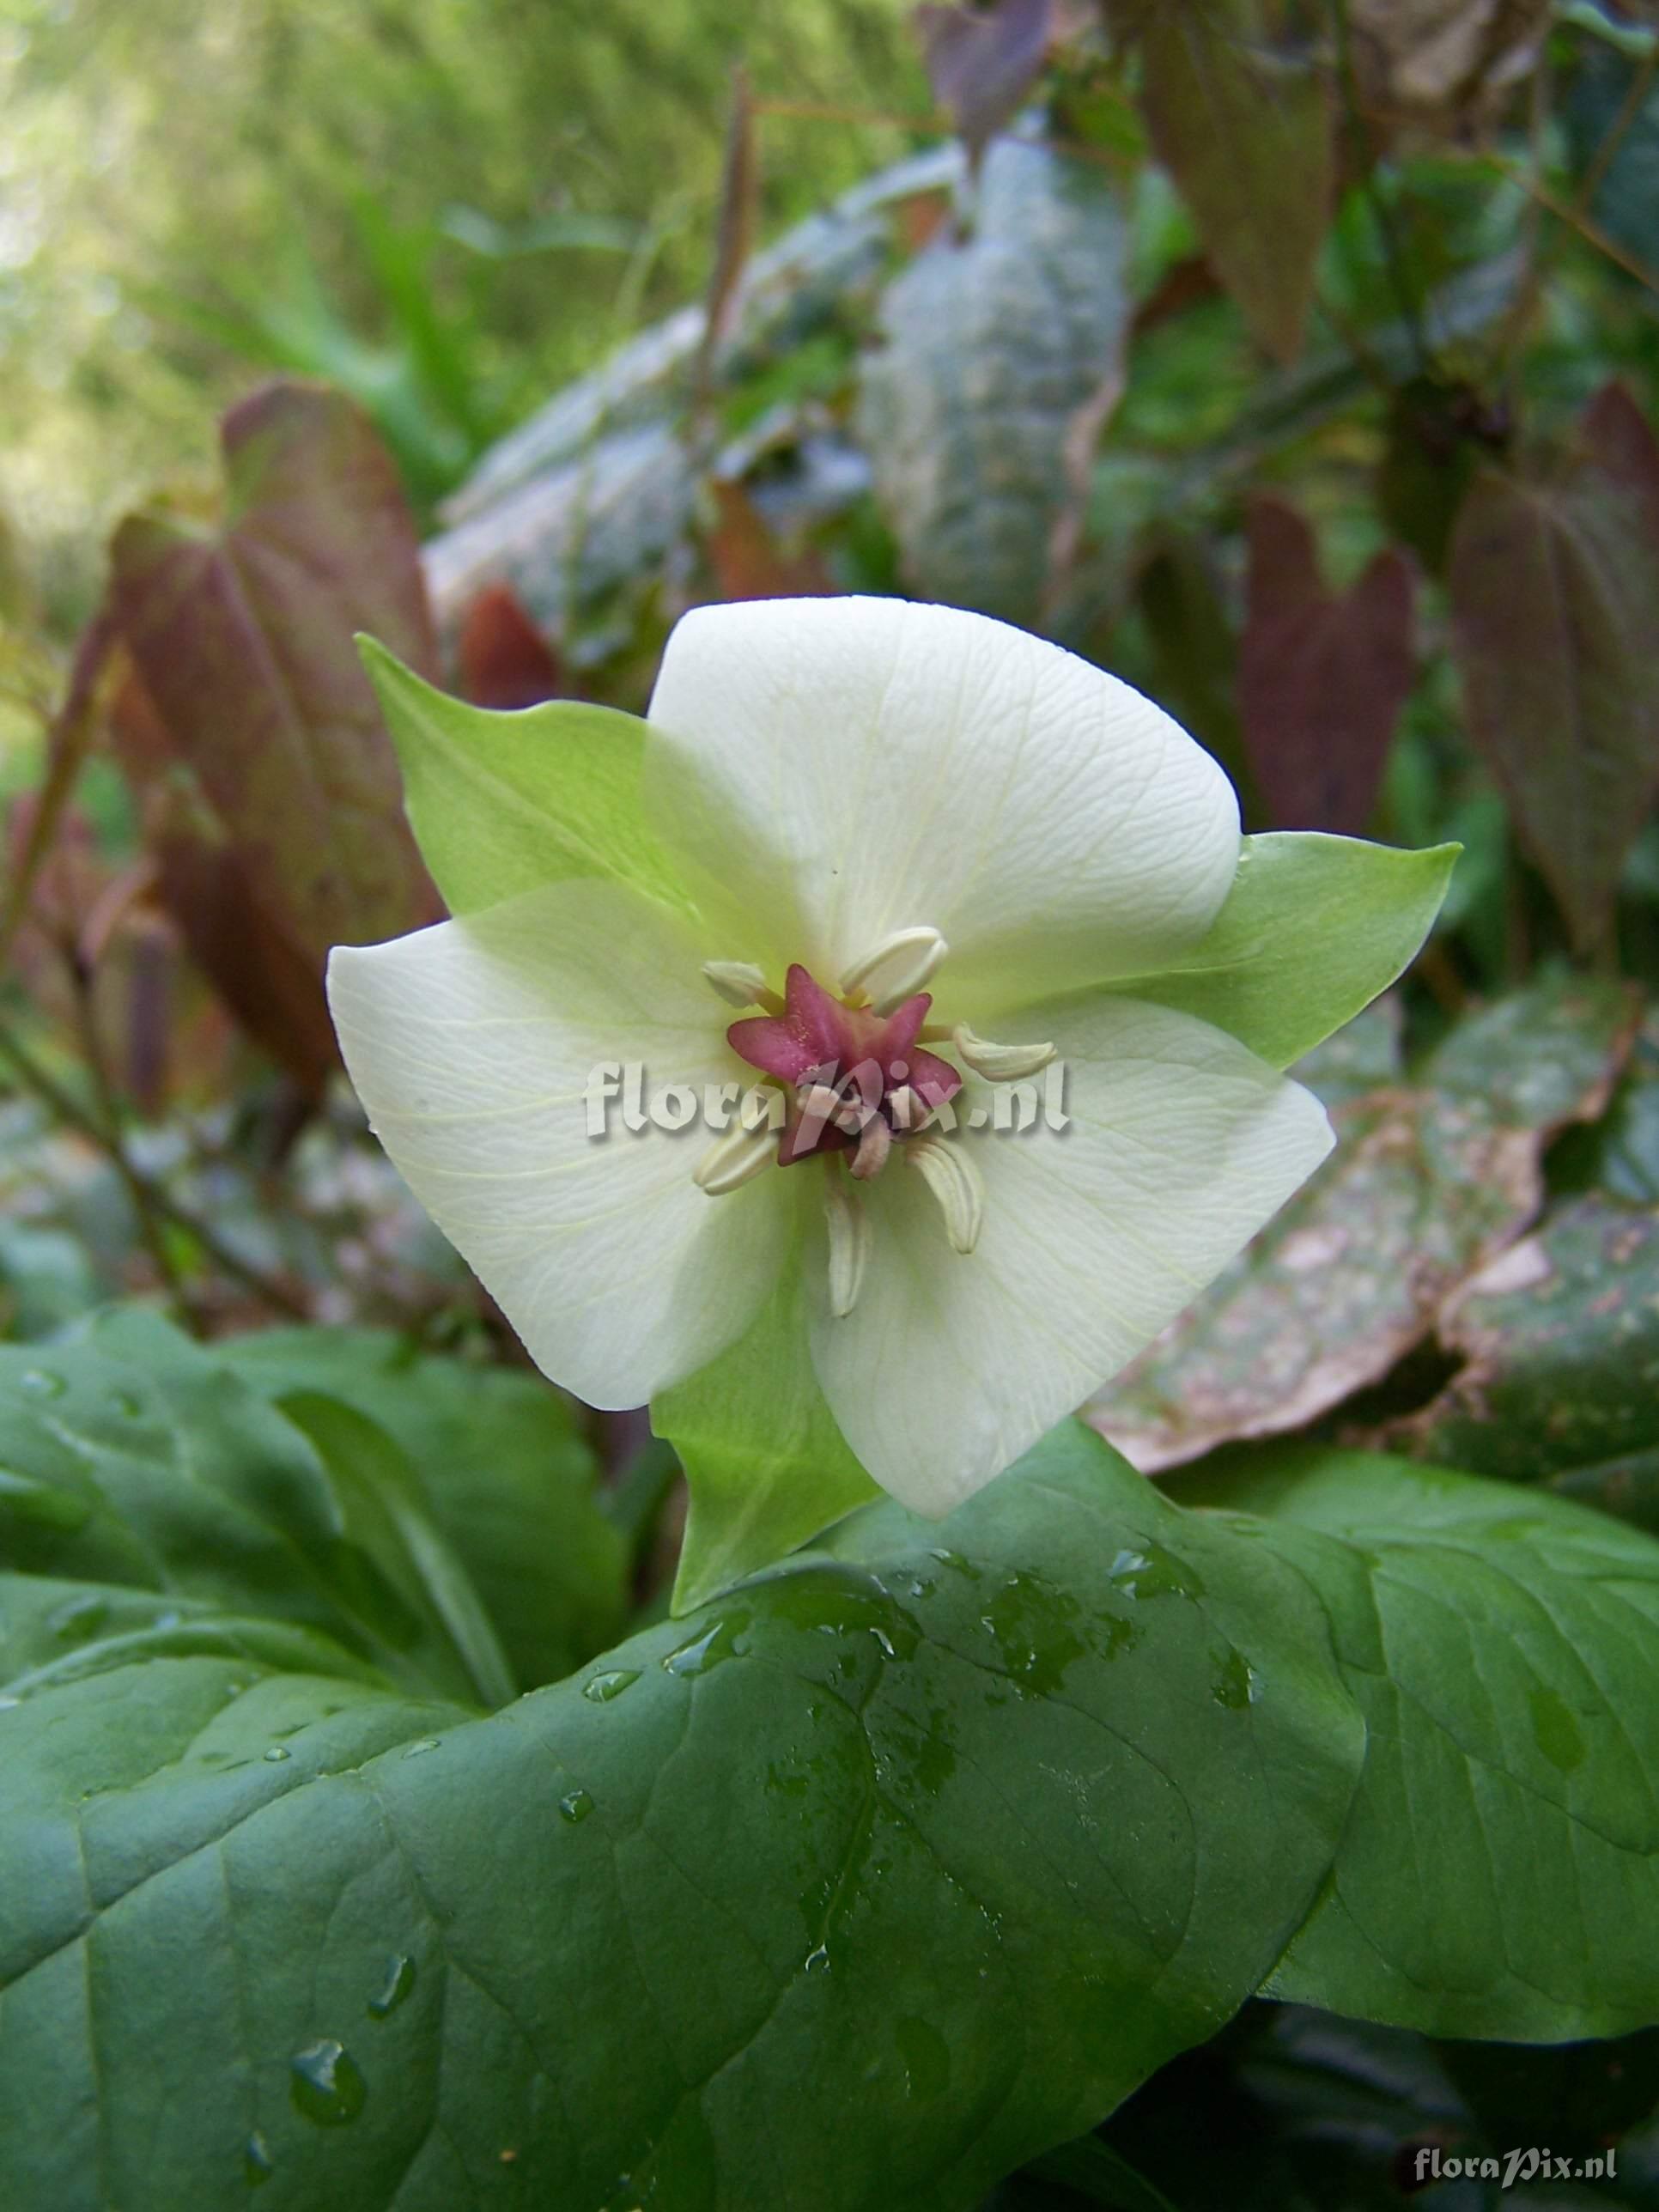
[{"left": 726, "top": 963, "right": 963, "bottom": 1168}]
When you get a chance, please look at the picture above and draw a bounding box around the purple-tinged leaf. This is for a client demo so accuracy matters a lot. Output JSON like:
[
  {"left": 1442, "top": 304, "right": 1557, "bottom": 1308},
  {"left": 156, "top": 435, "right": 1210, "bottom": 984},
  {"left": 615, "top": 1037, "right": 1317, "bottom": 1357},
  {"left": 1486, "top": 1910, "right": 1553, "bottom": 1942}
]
[{"left": 1238, "top": 495, "right": 1415, "bottom": 835}]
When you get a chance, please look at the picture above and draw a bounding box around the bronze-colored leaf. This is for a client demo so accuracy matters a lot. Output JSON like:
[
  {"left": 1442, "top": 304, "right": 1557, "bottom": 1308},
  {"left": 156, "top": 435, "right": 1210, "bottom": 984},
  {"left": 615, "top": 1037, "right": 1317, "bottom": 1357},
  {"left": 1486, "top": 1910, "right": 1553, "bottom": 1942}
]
[
  {"left": 457, "top": 582, "right": 568, "bottom": 709},
  {"left": 108, "top": 380, "right": 441, "bottom": 969},
  {"left": 1449, "top": 389, "right": 1659, "bottom": 954},
  {"left": 1085, "top": 975, "right": 1637, "bottom": 1473}
]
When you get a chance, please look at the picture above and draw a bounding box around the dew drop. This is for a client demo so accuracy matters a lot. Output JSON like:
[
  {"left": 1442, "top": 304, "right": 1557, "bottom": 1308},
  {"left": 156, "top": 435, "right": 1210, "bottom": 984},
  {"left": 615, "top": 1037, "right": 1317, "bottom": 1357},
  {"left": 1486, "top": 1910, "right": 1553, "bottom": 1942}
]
[
  {"left": 1211, "top": 1650, "right": 1256, "bottom": 1710},
  {"left": 661, "top": 1613, "right": 748, "bottom": 1677},
  {"left": 368, "top": 1953, "right": 416, "bottom": 2019},
  {"left": 263, "top": 1746, "right": 292, "bottom": 1764},
  {"left": 106, "top": 1388, "right": 143, "bottom": 1419},
  {"left": 803, "top": 1943, "right": 830, "bottom": 1974},
  {"left": 582, "top": 1668, "right": 641, "bottom": 1704},
  {"left": 18, "top": 1368, "right": 65, "bottom": 1398},
  {"left": 289, "top": 2039, "right": 365, "bottom": 2126},
  {"left": 401, "top": 1737, "right": 441, "bottom": 1759},
  {"left": 243, "top": 2128, "right": 275, "bottom": 2186},
  {"left": 0, "top": 1695, "right": 21, "bottom": 1711},
  {"left": 559, "top": 1788, "right": 595, "bottom": 1825}
]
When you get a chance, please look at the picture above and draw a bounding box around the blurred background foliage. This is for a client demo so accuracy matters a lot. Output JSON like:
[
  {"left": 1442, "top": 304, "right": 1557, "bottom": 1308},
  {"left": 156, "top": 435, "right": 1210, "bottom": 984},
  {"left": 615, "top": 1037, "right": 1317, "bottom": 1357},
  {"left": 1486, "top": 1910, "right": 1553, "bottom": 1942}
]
[{"left": 0, "top": 0, "right": 918, "bottom": 618}]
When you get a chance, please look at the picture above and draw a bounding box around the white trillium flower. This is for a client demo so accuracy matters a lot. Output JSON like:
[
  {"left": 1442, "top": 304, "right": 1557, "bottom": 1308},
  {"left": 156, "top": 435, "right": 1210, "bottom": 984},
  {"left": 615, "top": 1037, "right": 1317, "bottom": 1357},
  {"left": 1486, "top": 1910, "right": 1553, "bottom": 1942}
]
[{"left": 328, "top": 598, "right": 1337, "bottom": 1519}]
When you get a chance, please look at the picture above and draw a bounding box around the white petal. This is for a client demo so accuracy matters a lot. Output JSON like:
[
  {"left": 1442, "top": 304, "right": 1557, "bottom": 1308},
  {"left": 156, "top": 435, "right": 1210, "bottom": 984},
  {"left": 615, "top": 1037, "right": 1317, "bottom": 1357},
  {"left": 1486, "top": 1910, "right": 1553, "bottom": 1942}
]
[
  {"left": 805, "top": 996, "right": 1333, "bottom": 1515},
  {"left": 327, "top": 880, "right": 792, "bottom": 1409},
  {"left": 645, "top": 597, "right": 1239, "bottom": 1017}
]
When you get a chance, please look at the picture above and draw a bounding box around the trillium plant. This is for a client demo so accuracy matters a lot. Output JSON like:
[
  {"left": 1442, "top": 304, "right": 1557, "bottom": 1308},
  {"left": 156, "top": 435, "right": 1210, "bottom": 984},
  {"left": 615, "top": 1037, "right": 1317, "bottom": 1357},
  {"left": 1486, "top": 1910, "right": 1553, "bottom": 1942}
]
[
  {"left": 20, "top": 591, "right": 1659, "bottom": 2212},
  {"left": 331, "top": 597, "right": 1454, "bottom": 1606}
]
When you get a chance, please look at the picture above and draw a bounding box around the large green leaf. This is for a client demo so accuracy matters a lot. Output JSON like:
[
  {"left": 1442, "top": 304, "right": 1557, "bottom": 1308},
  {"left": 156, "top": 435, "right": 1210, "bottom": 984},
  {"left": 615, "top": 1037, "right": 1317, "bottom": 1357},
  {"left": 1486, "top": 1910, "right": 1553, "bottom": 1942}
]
[
  {"left": 1117, "top": 831, "right": 1457, "bottom": 1073},
  {"left": 1183, "top": 1446, "right": 1659, "bottom": 2040},
  {"left": 5, "top": 1311, "right": 517, "bottom": 1709},
  {"left": 220, "top": 1325, "right": 627, "bottom": 1687},
  {"left": 0, "top": 1417, "right": 1362, "bottom": 2209},
  {"left": 359, "top": 637, "right": 691, "bottom": 918}
]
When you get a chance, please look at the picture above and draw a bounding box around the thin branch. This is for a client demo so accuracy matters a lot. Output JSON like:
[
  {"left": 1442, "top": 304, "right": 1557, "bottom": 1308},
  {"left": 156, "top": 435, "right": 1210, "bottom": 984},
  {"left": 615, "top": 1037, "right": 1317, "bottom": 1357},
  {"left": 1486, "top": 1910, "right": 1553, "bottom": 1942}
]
[
  {"left": 62, "top": 944, "right": 197, "bottom": 1330},
  {"left": 0, "top": 1024, "right": 311, "bottom": 1320},
  {"left": 1576, "top": 41, "right": 1656, "bottom": 216},
  {"left": 0, "top": 611, "right": 118, "bottom": 970},
  {"left": 1485, "top": 150, "right": 1659, "bottom": 293}
]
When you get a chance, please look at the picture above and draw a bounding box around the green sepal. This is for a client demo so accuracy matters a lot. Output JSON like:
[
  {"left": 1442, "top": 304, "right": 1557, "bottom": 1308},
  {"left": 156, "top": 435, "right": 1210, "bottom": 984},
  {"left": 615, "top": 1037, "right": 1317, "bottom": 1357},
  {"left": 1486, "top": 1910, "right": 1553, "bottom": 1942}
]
[
  {"left": 1119, "top": 832, "right": 1459, "bottom": 1069},
  {"left": 654, "top": 1240, "right": 878, "bottom": 1616},
  {"left": 359, "top": 635, "right": 695, "bottom": 918}
]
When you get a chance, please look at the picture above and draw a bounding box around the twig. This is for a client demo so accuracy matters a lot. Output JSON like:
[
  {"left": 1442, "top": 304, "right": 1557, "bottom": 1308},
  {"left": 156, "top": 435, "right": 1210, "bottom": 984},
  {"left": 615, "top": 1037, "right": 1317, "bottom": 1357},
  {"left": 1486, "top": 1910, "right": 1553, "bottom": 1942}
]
[
  {"left": 1485, "top": 151, "right": 1659, "bottom": 292},
  {"left": 0, "top": 1024, "right": 311, "bottom": 1320},
  {"left": 61, "top": 943, "right": 197, "bottom": 1329},
  {"left": 0, "top": 611, "right": 118, "bottom": 970},
  {"left": 1575, "top": 39, "right": 1656, "bottom": 216}
]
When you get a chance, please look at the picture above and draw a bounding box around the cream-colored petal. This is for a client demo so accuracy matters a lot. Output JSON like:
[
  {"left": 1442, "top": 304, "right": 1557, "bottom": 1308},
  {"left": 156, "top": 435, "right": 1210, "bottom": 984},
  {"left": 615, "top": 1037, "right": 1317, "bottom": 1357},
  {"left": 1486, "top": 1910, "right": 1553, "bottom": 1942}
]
[
  {"left": 327, "top": 878, "right": 790, "bottom": 1408},
  {"left": 644, "top": 596, "right": 1240, "bottom": 1017},
  {"left": 805, "top": 995, "right": 1333, "bottom": 1514}
]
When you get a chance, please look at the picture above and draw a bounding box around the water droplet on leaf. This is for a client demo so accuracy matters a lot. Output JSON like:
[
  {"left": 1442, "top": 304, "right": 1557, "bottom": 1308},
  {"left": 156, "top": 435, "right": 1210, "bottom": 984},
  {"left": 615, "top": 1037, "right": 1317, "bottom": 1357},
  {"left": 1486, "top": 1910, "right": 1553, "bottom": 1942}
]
[
  {"left": 559, "top": 1788, "right": 595, "bottom": 1824},
  {"left": 582, "top": 1668, "right": 641, "bottom": 1704},
  {"left": 18, "top": 1369, "right": 65, "bottom": 1398},
  {"left": 401, "top": 1737, "right": 441, "bottom": 1759},
  {"left": 289, "top": 2039, "right": 365, "bottom": 2126},
  {"left": 368, "top": 1953, "right": 416, "bottom": 2018},
  {"left": 263, "top": 1746, "right": 291, "bottom": 1763},
  {"left": 243, "top": 2129, "right": 275, "bottom": 2186}
]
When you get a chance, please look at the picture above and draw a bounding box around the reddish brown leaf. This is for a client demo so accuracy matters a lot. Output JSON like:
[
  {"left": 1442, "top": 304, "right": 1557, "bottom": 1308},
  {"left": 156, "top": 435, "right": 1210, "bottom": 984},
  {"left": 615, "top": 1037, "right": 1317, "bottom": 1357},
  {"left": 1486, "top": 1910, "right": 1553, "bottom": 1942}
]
[
  {"left": 1582, "top": 377, "right": 1659, "bottom": 549},
  {"left": 915, "top": 0, "right": 1054, "bottom": 167},
  {"left": 1237, "top": 496, "right": 1416, "bottom": 835},
  {"left": 1137, "top": 2, "right": 1333, "bottom": 365},
  {"left": 0, "top": 608, "right": 118, "bottom": 967},
  {"left": 108, "top": 380, "right": 441, "bottom": 969},
  {"left": 704, "top": 481, "right": 836, "bottom": 603},
  {"left": 458, "top": 584, "right": 568, "bottom": 709},
  {"left": 1449, "top": 392, "right": 1659, "bottom": 954},
  {"left": 152, "top": 787, "right": 342, "bottom": 1101}
]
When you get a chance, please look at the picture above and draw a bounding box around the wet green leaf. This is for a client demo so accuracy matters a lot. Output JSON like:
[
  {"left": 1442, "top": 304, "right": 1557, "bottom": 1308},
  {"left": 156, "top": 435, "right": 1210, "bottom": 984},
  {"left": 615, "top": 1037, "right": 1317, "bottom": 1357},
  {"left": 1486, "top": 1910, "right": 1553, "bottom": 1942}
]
[
  {"left": 1182, "top": 1445, "right": 1659, "bottom": 2039},
  {"left": 0, "top": 1419, "right": 1363, "bottom": 2209}
]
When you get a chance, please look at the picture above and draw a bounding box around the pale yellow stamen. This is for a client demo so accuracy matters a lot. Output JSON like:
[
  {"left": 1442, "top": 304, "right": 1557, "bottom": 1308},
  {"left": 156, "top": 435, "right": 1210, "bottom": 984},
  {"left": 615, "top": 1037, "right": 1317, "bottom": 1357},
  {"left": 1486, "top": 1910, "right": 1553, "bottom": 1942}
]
[
  {"left": 702, "top": 959, "right": 783, "bottom": 1012},
  {"left": 693, "top": 1120, "right": 775, "bottom": 1196},
  {"left": 849, "top": 1114, "right": 892, "bottom": 1181},
  {"left": 838, "top": 926, "right": 949, "bottom": 1014},
  {"left": 885, "top": 1084, "right": 930, "bottom": 1132},
  {"left": 823, "top": 1178, "right": 872, "bottom": 1318},
  {"left": 951, "top": 1024, "right": 1057, "bottom": 1082},
  {"left": 906, "top": 1130, "right": 985, "bottom": 1255}
]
